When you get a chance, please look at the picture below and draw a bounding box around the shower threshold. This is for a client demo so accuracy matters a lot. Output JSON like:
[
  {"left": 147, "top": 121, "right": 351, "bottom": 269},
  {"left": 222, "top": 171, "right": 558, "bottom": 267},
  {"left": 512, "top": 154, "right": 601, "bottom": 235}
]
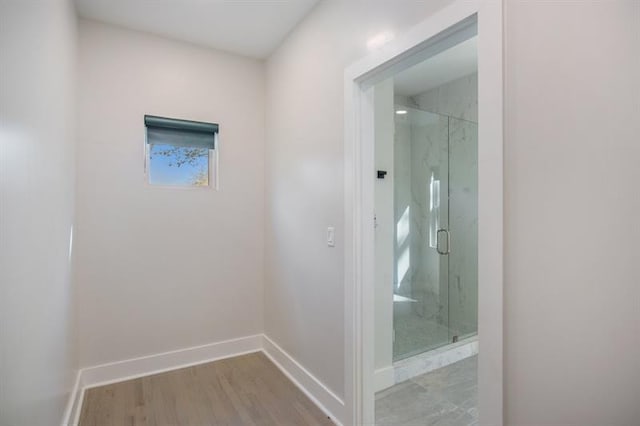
[{"left": 374, "top": 335, "right": 478, "bottom": 392}]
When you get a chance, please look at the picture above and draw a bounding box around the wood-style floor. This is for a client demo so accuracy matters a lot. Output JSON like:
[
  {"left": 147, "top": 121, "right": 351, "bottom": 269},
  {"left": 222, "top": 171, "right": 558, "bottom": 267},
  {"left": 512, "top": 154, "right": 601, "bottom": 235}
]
[{"left": 79, "top": 352, "right": 334, "bottom": 426}]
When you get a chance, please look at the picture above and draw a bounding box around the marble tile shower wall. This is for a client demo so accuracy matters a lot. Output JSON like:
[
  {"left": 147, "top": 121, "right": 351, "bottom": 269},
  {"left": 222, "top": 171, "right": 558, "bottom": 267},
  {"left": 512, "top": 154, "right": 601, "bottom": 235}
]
[
  {"left": 421, "top": 73, "right": 478, "bottom": 338},
  {"left": 412, "top": 73, "right": 478, "bottom": 123},
  {"left": 394, "top": 114, "right": 412, "bottom": 297},
  {"left": 408, "top": 112, "right": 449, "bottom": 325},
  {"left": 393, "top": 73, "right": 478, "bottom": 356}
]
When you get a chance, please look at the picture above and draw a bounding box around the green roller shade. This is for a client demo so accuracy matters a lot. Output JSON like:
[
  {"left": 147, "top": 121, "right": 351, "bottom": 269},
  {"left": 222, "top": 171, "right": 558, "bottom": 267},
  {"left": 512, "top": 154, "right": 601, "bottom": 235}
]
[{"left": 145, "top": 115, "right": 218, "bottom": 149}]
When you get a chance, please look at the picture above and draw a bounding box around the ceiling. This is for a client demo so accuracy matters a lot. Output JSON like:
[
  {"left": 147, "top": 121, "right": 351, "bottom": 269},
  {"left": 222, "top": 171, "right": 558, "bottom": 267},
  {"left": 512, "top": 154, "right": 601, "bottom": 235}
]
[
  {"left": 74, "top": 0, "right": 320, "bottom": 59},
  {"left": 393, "top": 37, "right": 477, "bottom": 97}
]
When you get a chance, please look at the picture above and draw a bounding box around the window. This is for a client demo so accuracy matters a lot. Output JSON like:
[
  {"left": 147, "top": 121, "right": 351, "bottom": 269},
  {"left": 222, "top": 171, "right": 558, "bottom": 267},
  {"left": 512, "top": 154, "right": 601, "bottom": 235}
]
[{"left": 144, "top": 115, "right": 218, "bottom": 188}]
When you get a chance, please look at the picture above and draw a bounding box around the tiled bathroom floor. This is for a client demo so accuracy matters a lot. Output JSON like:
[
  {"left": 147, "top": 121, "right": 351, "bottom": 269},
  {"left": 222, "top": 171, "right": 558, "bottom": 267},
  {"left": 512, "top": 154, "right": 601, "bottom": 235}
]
[{"left": 375, "top": 355, "right": 477, "bottom": 426}]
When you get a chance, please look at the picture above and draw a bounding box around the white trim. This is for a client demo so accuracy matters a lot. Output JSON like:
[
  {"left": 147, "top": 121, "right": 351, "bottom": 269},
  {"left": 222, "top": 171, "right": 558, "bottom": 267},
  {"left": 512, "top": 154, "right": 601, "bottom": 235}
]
[
  {"left": 60, "top": 370, "right": 82, "bottom": 426},
  {"left": 81, "top": 334, "right": 262, "bottom": 389},
  {"left": 344, "top": 1, "right": 504, "bottom": 424},
  {"left": 373, "top": 366, "right": 395, "bottom": 393},
  {"left": 61, "top": 334, "right": 346, "bottom": 426},
  {"left": 262, "top": 335, "right": 345, "bottom": 426}
]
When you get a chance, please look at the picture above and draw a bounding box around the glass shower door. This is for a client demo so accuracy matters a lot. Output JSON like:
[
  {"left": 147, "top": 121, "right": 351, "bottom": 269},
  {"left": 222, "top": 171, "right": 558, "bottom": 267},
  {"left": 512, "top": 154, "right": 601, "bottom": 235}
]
[
  {"left": 393, "top": 107, "right": 451, "bottom": 360},
  {"left": 392, "top": 108, "right": 478, "bottom": 361},
  {"left": 447, "top": 117, "right": 478, "bottom": 340}
]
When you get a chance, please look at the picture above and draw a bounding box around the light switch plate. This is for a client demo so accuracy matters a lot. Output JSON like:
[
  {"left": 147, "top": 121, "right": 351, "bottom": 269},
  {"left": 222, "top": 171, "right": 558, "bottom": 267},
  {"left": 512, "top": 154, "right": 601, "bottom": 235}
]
[{"left": 327, "top": 226, "right": 335, "bottom": 247}]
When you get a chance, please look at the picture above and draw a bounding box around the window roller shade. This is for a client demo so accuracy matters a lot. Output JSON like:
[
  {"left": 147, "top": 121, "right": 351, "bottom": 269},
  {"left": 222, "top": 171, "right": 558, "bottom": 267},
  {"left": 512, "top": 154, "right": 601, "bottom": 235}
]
[{"left": 145, "top": 115, "right": 218, "bottom": 149}]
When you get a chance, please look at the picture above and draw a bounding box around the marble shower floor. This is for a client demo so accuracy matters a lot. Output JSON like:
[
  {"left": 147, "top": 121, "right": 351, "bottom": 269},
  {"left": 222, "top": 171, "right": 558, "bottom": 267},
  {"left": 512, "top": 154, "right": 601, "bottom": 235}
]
[{"left": 375, "top": 355, "right": 478, "bottom": 426}]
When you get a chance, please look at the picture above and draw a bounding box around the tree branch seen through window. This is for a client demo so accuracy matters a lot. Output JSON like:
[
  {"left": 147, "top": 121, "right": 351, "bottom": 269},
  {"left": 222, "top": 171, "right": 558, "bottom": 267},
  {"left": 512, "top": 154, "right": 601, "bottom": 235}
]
[{"left": 149, "top": 144, "right": 210, "bottom": 186}]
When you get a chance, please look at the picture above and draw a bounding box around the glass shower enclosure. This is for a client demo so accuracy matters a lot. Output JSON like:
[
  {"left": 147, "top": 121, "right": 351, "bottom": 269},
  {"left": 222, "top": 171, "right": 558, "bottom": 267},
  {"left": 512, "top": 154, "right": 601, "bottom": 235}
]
[{"left": 393, "top": 106, "right": 478, "bottom": 361}]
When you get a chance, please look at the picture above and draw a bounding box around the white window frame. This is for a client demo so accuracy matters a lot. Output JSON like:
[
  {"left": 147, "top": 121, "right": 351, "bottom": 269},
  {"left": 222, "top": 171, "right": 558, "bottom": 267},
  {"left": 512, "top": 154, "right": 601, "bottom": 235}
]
[{"left": 143, "top": 129, "right": 219, "bottom": 190}]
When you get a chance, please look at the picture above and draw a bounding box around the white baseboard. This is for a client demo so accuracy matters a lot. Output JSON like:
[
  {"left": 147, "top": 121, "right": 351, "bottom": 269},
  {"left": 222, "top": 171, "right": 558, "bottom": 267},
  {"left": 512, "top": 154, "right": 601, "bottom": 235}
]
[
  {"left": 373, "top": 366, "right": 395, "bottom": 392},
  {"left": 61, "top": 370, "right": 82, "bottom": 426},
  {"left": 62, "top": 334, "right": 346, "bottom": 426},
  {"left": 261, "top": 335, "right": 345, "bottom": 426},
  {"left": 62, "top": 334, "right": 262, "bottom": 426},
  {"left": 80, "top": 334, "right": 262, "bottom": 389}
]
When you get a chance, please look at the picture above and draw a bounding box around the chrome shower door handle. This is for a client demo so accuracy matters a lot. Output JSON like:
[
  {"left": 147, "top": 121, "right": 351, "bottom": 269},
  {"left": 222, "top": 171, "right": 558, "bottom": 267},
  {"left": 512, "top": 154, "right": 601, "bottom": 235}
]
[{"left": 436, "top": 229, "right": 450, "bottom": 255}]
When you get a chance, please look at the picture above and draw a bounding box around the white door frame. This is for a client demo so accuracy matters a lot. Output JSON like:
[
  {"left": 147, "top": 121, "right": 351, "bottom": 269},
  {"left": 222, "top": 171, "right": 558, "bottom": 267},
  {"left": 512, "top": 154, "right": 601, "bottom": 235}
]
[{"left": 343, "top": 1, "right": 504, "bottom": 424}]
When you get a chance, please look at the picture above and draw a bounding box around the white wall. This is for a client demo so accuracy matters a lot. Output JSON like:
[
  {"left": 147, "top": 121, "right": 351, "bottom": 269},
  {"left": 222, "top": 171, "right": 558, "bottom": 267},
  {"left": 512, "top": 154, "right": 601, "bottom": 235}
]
[
  {"left": 504, "top": 1, "right": 640, "bottom": 424},
  {"left": 264, "top": 0, "right": 453, "bottom": 401},
  {"left": 75, "top": 20, "right": 265, "bottom": 368},
  {"left": 0, "top": 1, "right": 78, "bottom": 425},
  {"left": 267, "top": 0, "right": 640, "bottom": 422}
]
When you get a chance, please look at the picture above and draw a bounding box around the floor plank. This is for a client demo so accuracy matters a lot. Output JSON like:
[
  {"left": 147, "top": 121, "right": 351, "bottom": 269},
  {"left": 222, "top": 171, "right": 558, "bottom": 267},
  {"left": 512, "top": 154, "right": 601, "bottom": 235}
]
[{"left": 79, "top": 352, "right": 334, "bottom": 426}]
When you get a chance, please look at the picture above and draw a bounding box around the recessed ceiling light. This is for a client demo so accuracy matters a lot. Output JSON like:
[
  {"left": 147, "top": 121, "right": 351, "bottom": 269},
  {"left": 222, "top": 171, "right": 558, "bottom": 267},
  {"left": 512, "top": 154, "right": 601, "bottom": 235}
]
[
  {"left": 396, "top": 110, "right": 408, "bottom": 115},
  {"left": 367, "top": 31, "right": 394, "bottom": 51}
]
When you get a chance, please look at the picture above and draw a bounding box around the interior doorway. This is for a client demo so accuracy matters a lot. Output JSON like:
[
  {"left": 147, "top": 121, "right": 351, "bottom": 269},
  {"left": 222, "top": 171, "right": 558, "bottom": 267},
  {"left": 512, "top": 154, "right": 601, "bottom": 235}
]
[
  {"left": 373, "top": 34, "right": 479, "bottom": 424},
  {"left": 343, "top": 2, "right": 504, "bottom": 424}
]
